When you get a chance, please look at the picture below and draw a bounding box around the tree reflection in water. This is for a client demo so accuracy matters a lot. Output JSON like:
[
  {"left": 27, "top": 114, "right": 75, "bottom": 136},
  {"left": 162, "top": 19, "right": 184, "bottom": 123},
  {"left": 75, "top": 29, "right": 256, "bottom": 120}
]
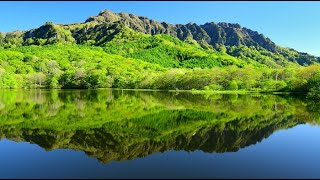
[{"left": 0, "top": 89, "right": 317, "bottom": 163}]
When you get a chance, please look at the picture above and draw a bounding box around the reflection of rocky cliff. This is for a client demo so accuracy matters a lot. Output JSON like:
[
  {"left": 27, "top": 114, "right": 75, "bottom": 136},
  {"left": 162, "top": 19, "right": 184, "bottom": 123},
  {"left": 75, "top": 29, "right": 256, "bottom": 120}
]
[
  {"left": 0, "top": 90, "right": 316, "bottom": 163},
  {"left": 0, "top": 110, "right": 303, "bottom": 164}
]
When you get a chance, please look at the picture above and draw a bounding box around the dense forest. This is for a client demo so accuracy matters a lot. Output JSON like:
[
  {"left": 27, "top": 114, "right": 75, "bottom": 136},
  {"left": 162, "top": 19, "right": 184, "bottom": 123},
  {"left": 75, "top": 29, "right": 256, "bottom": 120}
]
[{"left": 1, "top": 10, "right": 320, "bottom": 98}]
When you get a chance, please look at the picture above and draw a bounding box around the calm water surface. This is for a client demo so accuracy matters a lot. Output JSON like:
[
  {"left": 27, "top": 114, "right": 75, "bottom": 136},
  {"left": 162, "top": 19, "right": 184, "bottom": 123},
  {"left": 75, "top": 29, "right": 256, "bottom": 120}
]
[{"left": 0, "top": 89, "right": 320, "bottom": 178}]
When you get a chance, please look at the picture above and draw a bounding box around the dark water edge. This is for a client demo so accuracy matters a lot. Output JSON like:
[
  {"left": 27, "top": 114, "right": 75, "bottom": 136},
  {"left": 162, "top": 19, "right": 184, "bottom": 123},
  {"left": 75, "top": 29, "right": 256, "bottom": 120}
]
[{"left": 0, "top": 89, "right": 319, "bottom": 178}]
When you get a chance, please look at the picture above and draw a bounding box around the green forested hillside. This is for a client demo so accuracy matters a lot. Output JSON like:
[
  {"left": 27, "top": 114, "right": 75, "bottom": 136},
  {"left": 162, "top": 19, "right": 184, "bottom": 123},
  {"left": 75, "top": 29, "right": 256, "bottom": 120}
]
[
  {"left": 0, "top": 9, "right": 320, "bottom": 97},
  {"left": 0, "top": 45, "right": 165, "bottom": 89},
  {"left": 103, "top": 27, "right": 262, "bottom": 68}
]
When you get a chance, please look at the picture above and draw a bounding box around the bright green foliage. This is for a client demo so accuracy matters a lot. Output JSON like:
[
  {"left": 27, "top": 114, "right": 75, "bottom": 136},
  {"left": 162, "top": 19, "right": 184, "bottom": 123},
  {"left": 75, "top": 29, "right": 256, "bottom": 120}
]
[
  {"left": 104, "top": 29, "right": 262, "bottom": 68},
  {"left": 228, "top": 80, "right": 238, "bottom": 90},
  {"left": 0, "top": 43, "right": 319, "bottom": 94},
  {"left": 0, "top": 44, "right": 165, "bottom": 89},
  {"left": 307, "top": 72, "right": 320, "bottom": 99},
  {"left": 226, "top": 45, "right": 316, "bottom": 68}
]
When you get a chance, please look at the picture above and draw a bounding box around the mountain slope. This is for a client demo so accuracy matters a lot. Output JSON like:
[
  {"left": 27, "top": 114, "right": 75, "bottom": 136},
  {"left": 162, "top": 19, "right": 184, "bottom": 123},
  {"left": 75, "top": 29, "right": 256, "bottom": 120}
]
[
  {"left": 102, "top": 27, "right": 266, "bottom": 68},
  {"left": 1, "top": 9, "right": 320, "bottom": 92},
  {"left": 0, "top": 9, "right": 319, "bottom": 67},
  {"left": 84, "top": 10, "right": 319, "bottom": 67}
]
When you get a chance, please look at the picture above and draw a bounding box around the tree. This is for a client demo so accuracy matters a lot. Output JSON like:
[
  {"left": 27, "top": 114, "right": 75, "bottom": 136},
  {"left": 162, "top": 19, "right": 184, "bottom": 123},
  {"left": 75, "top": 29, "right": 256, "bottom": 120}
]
[
  {"left": 307, "top": 72, "right": 320, "bottom": 99},
  {"left": 47, "top": 74, "right": 60, "bottom": 89},
  {"left": 85, "top": 70, "right": 112, "bottom": 88},
  {"left": 0, "top": 33, "right": 4, "bottom": 46},
  {"left": 33, "top": 72, "right": 46, "bottom": 87},
  {"left": 228, "top": 80, "right": 238, "bottom": 90},
  {"left": 208, "top": 83, "right": 223, "bottom": 91}
]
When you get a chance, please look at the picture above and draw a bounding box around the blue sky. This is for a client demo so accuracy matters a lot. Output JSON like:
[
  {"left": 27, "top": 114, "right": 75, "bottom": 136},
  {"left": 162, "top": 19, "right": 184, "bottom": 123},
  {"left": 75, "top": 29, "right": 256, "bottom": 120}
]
[{"left": 0, "top": 1, "right": 319, "bottom": 56}]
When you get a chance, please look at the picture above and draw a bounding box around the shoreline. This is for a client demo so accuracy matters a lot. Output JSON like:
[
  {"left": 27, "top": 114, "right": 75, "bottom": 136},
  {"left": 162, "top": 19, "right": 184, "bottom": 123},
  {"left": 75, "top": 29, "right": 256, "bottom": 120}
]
[{"left": 0, "top": 88, "right": 308, "bottom": 95}]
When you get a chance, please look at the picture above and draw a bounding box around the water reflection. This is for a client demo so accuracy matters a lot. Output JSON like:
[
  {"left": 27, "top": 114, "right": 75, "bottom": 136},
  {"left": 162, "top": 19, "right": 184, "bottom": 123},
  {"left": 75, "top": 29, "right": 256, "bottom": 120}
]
[{"left": 0, "top": 89, "right": 318, "bottom": 163}]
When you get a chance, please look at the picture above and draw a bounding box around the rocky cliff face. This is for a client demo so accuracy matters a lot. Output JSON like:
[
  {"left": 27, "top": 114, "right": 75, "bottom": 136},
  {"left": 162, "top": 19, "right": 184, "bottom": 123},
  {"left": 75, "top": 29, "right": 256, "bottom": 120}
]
[{"left": 85, "top": 10, "right": 277, "bottom": 51}]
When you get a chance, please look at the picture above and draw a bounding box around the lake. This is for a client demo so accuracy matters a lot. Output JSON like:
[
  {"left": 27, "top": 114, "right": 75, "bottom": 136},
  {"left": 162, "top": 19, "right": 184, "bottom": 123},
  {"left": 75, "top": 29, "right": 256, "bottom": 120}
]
[{"left": 0, "top": 89, "right": 320, "bottom": 178}]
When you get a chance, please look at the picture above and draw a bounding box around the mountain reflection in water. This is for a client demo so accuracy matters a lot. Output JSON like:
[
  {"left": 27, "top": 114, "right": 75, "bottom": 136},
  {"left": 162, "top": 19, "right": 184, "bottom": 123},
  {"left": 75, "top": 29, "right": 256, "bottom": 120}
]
[{"left": 0, "top": 89, "right": 318, "bottom": 164}]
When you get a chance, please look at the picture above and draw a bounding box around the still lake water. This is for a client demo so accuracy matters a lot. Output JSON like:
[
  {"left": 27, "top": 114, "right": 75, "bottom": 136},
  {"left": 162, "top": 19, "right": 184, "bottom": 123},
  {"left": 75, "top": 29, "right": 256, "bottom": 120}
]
[{"left": 0, "top": 89, "right": 320, "bottom": 178}]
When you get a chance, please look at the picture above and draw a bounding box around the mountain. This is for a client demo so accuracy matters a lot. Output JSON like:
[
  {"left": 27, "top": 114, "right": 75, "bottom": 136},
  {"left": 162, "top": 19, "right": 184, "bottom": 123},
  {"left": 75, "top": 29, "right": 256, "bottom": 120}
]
[
  {"left": 0, "top": 9, "right": 319, "bottom": 68},
  {"left": 86, "top": 10, "right": 277, "bottom": 52},
  {"left": 0, "top": 117, "right": 300, "bottom": 164},
  {"left": 1, "top": 9, "right": 320, "bottom": 92},
  {"left": 84, "top": 10, "right": 319, "bottom": 66}
]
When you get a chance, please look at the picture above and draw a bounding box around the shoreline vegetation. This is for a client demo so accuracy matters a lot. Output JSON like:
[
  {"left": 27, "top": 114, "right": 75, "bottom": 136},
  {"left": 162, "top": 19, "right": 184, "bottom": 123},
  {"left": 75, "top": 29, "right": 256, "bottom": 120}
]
[{"left": 0, "top": 87, "right": 307, "bottom": 95}]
